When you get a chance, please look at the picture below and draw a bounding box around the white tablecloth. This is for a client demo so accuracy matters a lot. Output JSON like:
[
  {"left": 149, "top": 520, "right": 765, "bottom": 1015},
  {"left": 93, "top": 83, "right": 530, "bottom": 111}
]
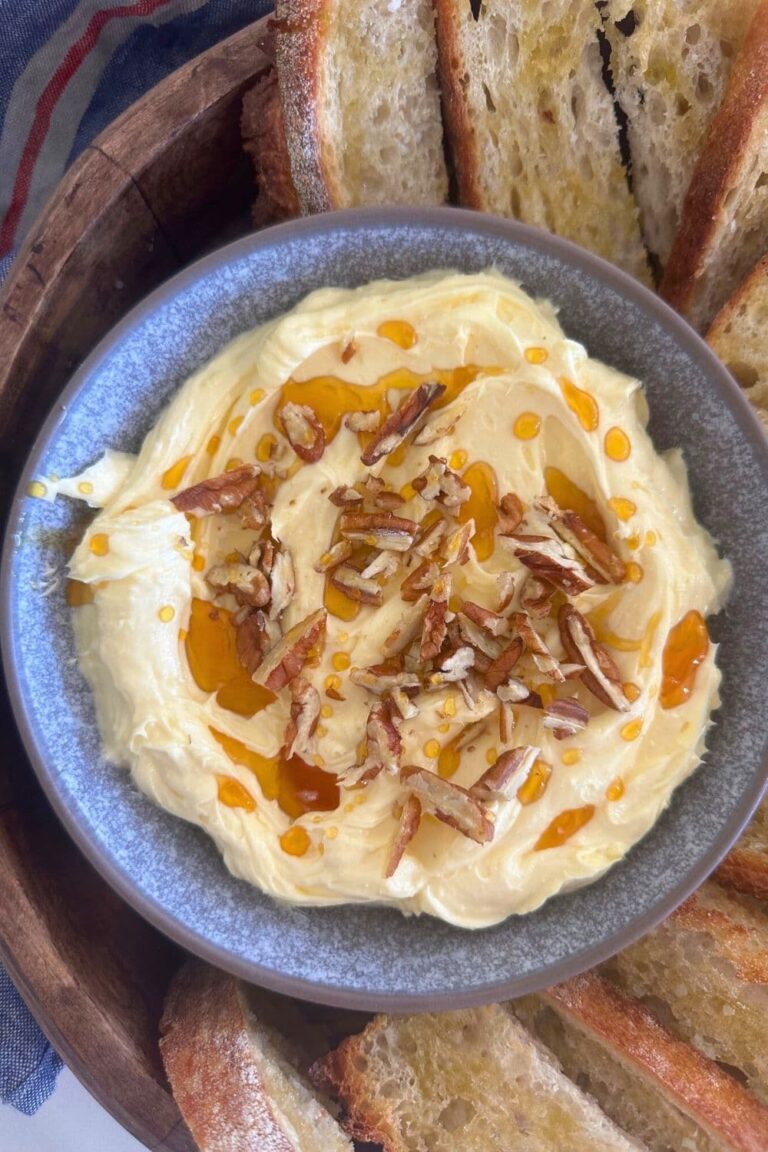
[{"left": 1, "top": 1066, "right": 143, "bottom": 1151}]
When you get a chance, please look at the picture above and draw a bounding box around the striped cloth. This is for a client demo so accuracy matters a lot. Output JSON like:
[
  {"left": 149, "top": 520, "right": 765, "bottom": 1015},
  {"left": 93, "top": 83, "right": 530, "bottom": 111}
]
[{"left": 0, "top": 0, "right": 271, "bottom": 1114}]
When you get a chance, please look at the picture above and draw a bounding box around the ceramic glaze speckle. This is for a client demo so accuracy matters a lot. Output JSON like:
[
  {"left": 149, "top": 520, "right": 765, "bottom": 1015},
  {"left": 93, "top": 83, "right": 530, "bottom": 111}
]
[{"left": 2, "top": 208, "right": 767, "bottom": 1010}]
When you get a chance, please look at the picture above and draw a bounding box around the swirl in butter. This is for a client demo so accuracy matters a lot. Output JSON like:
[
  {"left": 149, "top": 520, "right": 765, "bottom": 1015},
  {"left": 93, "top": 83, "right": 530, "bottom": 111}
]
[{"left": 42, "top": 272, "right": 731, "bottom": 928}]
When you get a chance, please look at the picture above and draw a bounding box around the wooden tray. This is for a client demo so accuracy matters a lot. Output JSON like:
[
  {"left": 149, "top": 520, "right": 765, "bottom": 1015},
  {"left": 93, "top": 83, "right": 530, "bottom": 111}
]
[{"left": 0, "top": 20, "right": 271, "bottom": 1150}]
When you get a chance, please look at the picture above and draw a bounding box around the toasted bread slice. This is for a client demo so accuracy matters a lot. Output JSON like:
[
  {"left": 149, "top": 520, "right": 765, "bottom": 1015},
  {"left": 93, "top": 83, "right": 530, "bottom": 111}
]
[
  {"left": 707, "top": 257, "right": 768, "bottom": 432},
  {"left": 312, "top": 1004, "right": 647, "bottom": 1151},
  {"left": 160, "top": 961, "right": 353, "bottom": 1152},
  {"left": 660, "top": 1, "right": 768, "bottom": 330},
  {"left": 241, "top": 67, "right": 300, "bottom": 228},
  {"left": 604, "top": 0, "right": 760, "bottom": 269},
  {"left": 432, "top": 0, "right": 650, "bottom": 282},
  {"left": 716, "top": 797, "right": 768, "bottom": 899},
  {"left": 605, "top": 883, "right": 768, "bottom": 1106},
  {"left": 273, "top": 0, "right": 448, "bottom": 213},
  {"left": 515, "top": 971, "right": 768, "bottom": 1152}
]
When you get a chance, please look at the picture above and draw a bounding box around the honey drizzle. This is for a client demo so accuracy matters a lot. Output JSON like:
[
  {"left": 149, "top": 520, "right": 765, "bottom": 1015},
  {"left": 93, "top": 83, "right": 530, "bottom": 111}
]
[
  {"left": 534, "top": 805, "right": 595, "bottom": 850},
  {"left": 660, "top": 610, "right": 709, "bottom": 710},
  {"left": 458, "top": 461, "right": 498, "bottom": 561},
  {"left": 544, "top": 468, "right": 606, "bottom": 540},
  {"left": 185, "top": 598, "right": 275, "bottom": 717},
  {"left": 211, "top": 728, "right": 339, "bottom": 819}
]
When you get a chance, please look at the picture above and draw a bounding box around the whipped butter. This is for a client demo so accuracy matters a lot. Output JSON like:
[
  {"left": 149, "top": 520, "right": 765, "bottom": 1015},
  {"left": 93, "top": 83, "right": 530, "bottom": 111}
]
[{"left": 40, "top": 271, "right": 731, "bottom": 928}]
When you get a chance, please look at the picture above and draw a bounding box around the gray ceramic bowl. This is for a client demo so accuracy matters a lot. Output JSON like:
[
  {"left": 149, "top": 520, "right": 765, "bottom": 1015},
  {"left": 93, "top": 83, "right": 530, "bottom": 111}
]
[{"left": 3, "top": 208, "right": 767, "bottom": 1011}]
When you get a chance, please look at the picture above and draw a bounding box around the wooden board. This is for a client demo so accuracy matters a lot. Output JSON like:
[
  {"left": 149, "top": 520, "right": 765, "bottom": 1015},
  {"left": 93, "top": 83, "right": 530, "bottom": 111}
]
[{"left": 0, "top": 19, "right": 271, "bottom": 1150}]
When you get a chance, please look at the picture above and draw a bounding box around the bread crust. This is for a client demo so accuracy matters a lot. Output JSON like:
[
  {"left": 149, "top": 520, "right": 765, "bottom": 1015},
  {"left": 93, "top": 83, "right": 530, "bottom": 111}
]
[
  {"left": 716, "top": 846, "right": 768, "bottom": 902},
  {"left": 159, "top": 961, "right": 297, "bottom": 1152},
  {"left": 432, "top": 0, "right": 484, "bottom": 209},
  {"left": 273, "top": 0, "right": 336, "bottom": 213},
  {"left": 545, "top": 971, "right": 768, "bottom": 1152},
  {"left": 707, "top": 251, "right": 768, "bottom": 345},
  {"left": 670, "top": 887, "right": 768, "bottom": 983},
  {"left": 660, "top": 0, "right": 768, "bottom": 322},
  {"left": 241, "top": 67, "right": 301, "bottom": 227}
]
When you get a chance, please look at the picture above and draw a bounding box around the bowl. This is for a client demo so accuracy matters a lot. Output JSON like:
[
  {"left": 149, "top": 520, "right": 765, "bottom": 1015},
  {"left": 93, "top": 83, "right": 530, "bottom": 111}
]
[{"left": 2, "top": 207, "right": 767, "bottom": 1011}]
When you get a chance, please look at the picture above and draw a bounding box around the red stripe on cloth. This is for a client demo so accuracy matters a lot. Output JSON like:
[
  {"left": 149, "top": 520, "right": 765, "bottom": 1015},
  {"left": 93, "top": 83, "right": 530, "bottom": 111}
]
[{"left": 0, "top": 0, "right": 176, "bottom": 255}]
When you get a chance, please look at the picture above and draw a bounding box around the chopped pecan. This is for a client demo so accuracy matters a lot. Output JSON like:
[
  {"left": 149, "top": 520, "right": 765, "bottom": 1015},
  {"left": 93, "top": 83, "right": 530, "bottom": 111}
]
[
  {"left": 558, "top": 604, "right": 630, "bottom": 712},
  {"left": 206, "top": 561, "right": 271, "bottom": 609},
  {"left": 283, "top": 677, "right": 320, "bottom": 759},
  {"left": 540, "top": 501, "right": 626, "bottom": 584},
  {"left": 520, "top": 576, "right": 554, "bottom": 619},
  {"left": 330, "top": 566, "right": 384, "bottom": 606},
  {"left": 510, "top": 611, "right": 565, "bottom": 682},
  {"left": 346, "top": 699, "right": 403, "bottom": 786},
  {"left": 414, "top": 517, "right": 448, "bottom": 558},
  {"left": 280, "top": 402, "right": 325, "bottom": 463},
  {"left": 249, "top": 539, "right": 275, "bottom": 575},
  {"left": 314, "top": 540, "right": 353, "bottom": 573},
  {"left": 441, "top": 519, "right": 474, "bottom": 566},
  {"left": 268, "top": 549, "right": 295, "bottom": 620},
  {"left": 329, "top": 485, "right": 364, "bottom": 508},
  {"left": 496, "top": 571, "right": 518, "bottom": 612},
  {"left": 499, "top": 698, "right": 516, "bottom": 743},
  {"left": 339, "top": 511, "right": 418, "bottom": 552},
  {"left": 457, "top": 613, "right": 503, "bottom": 659},
  {"left": 420, "top": 573, "right": 451, "bottom": 662},
  {"left": 356, "top": 475, "right": 406, "bottom": 510},
  {"left": 253, "top": 609, "right": 327, "bottom": 692},
  {"left": 240, "top": 486, "right": 271, "bottom": 530},
  {"left": 384, "top": 795, "right": 422, "bottom": 878},
  {"left": 350, "top": 667, "right": 421, "bottom": 694},
  {"left": 413, "top": 404, "right": 466, "bottom": 446},
  {"left": 172, "top": 463, "right": 262, "bottom": 516},
  {"left": 345, "top": 409, "right": 379, "bottom": 432},
  {"left": 471, "top": 745, "right": 540, "bottom": 801},
  {"left": 484, "top": 637, "right": 524, "bottom": 690},
  {"left": 340, "top": 337, "right": 359, "bottom": 364},
  {"left": 400, "top": 765, "right": 494, "bottom": 844},
  {"left": 508, "top": 534, "right": 595, "bottom": 595},
  {"left": 543, "top": 697, "right": 590, "bottom": 739},
  {"left": 384, "top": 596, "right": 428, "bottom": 655},
  {"left": 497, "top": 677, "right": 532, "bottom": 703},
  {"left": 459, "top": 600, "right": 508, "bottom": 637},
  {"left": 235, "top": 609, "right": 269, "bottom": 675},
  {"left": 435, "top": 645, "right": 475, "bottom": 683},
  {"left": 360, "top": 382, "right": 446, "bottom": 465},
  {"left": 497, "top": 492, "right": 525, "bottom": 536},
  {"left": 361, "top": 551, "right": 400, "bottom": 581},
  {"left": 390, "top": 686, "right": 420, "bottom": 720},
  {"left": 400, "top": 559, "right": 439, "bottom": 602},
  {"left": 412, "top": 455, "right": 471, "bottom": 508}
]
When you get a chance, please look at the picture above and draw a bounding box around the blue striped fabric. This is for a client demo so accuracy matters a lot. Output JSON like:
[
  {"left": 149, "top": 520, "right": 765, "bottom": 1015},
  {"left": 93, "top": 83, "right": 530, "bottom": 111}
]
[{"left": 0, "top": 0, "right": 272, "bottom": 1114}]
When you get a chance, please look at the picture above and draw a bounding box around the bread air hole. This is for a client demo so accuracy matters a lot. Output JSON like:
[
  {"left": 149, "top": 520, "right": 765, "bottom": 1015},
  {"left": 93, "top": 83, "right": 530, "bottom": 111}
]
[{"left": 438, "top": 1098, "right": 476, "bottom": 1131}]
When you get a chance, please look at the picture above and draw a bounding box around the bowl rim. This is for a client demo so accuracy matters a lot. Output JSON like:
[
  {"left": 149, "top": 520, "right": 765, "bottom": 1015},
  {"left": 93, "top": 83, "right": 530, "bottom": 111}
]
[{"left": 2, "top": 205, "right": 767, "bottom": 1011}]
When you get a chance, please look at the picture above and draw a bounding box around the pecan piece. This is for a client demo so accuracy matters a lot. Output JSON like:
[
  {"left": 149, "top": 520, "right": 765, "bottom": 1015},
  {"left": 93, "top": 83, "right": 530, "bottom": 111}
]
[
  {"left": 283, "top": 677, "right": 321, "bottom": 759},
  {"left": 540, "top": 501, "right": 626, "bottom": 584},
  {"left": 400, "top": 765, "right": 494, "bottom": 844},
  {"left": 510, "top": 611, "right": 565, "bottom": 682},
  {"left": 457, "top": 613, "right": 503, "bottom": 659},
  {"left": 360, "top": 382, "right": 446, "bottom": 465},
  {"left": 558, "top": 604, "right": 631, "bottom": 712},
  {"left": 496, "top": 571, "right": 518, "bottom": 613},
  {"left": 520, "top": 576, "right": 554, "bottom": 619},
  {"left": 330, "top": 566, "right": 384, "bottom": 606},
  {"left": 420, "top": 573, "right": 451, "bottom": 662},
  {"left": 413, "top": 404, "right": 466, "bottom": 446},
  {"left": 441, "top": 519, "right": 474, "bottom": 566},
  {"left": 361, "top": 551, "right": 400, "bottom": 581},
  {"left": 414, "top": 516, "right": 448, "bottom": 558},
  {"left": 345, "top": 699, "right": 403, "bottom": 786},
  {"left": 279, "top": 402, "right": 325, "bottom": 463},
  {"left": 206, "top": 561, "right": 271, "bottom": 609},
  {"left": 400, "top": 559, "right": 439, "bottom": 602},
  {"left": 172, "top": 463, "right": 261, "bottom": 516},
  {"left": 384, "top": 596, "right": 428, "bottom": 655},
  {"left": 484, "top": 637, "right": 524, "bottom": 690},
  {"left": 339, "top": 511, "right": 418, "bottom": 552},
  {"left": 340, "top": 337, "right": 358, "bottom": 364},
  {"left": 344, "top": 409, "right": 379, "bottom": 432},
  {"left": 497, "top": 677, "right": 533, "bottom": 703},
  {"left": 471, "top": 745, "right": 540, "bottom": 801},
  {"left": 385, "top": 795, "right": 422, "bottom": 878},
  {"left": 543, "top": 697, "right": 590, "bottom": 739},
  {"left": 314, "top": 540, "right": 353, "bottom": 574},
  {"left": 412, "top": 455, "right": 471, "bottom": 508},
  {"left": 268, "top": 549, "right": 295, "bottom": 620},
  {"left": 253, "top": 609, "right": 327, "bottom": 692},
  {"left": 435, "top": 645, "right": 475, "bottom": 683},
  {"left": 329, "top": 485, "right": 364, "bottom": 508},
  {"left": 350, "top": 667, "right": 421, "bottom": 694},
  {"left": 235, "top": 610, "right": 269, "bottom": 675},
  {"left": 508, "top": 534, "right": 595, "bottom": 595},
  {"left": 241, "top": 487, "right": 271, "bottom": 530},
  {"left": 390, "top": 686, "right": 420, "bottom": 720},
  {"left": 497, "top": 492, "right": 525, "bottom": 536},
  {"left": 249, "top": 539, "right": 275, "bottom": 576},
  {"left": 459, "top": 600, "right": 508, "bottom": 637}
]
